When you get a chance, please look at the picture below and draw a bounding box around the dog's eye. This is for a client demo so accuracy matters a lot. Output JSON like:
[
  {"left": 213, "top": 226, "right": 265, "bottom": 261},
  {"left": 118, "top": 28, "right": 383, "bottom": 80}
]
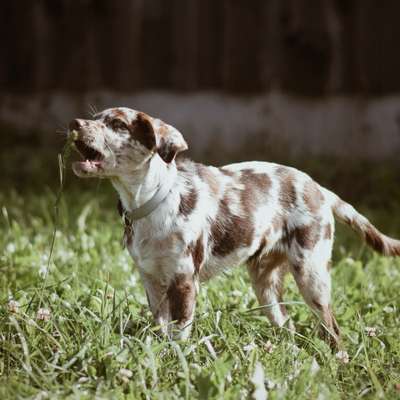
[{"left": 111, "top": 119, "right": 127, "bottom": 131}]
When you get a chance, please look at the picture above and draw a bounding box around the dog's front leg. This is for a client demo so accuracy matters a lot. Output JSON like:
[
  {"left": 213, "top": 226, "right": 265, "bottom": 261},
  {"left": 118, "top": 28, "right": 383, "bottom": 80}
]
[
  {"left": 167, "top": 273, "right": 197, "bottom": 341},
  {"left": 140, "top": 272, "right": 171, "bottom": 336}
]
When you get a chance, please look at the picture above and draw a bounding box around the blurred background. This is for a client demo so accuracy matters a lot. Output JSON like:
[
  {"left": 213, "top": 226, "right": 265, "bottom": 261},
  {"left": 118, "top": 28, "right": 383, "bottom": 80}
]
[{"left": 1, "top": 0, "right": 400, "bottom": 208}]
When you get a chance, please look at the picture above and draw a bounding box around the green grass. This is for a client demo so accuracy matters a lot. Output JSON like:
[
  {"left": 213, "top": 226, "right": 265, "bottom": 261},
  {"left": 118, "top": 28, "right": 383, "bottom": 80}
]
[{"left": 1, "top": 179, "right": 400, "bottom": 399}]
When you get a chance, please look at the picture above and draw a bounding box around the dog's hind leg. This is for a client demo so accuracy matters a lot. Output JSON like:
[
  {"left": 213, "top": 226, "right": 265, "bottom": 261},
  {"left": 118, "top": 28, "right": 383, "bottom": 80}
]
[
  {"left": 247, "top": 251, "right": 294, "bottom": 330},
  {"left": 288, "top": 220, "right": 340, "bottom": 348}
]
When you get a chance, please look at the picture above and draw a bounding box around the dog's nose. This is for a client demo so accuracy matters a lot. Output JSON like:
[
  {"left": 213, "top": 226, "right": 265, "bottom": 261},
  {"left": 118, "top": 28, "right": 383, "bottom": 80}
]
[{"left": 69, "top": 119, "right": 84, "bottom": 131}]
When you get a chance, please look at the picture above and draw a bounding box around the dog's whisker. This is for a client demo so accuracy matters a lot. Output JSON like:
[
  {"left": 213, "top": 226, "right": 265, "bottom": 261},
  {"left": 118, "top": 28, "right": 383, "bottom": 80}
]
[
  {"left": 55, "top": 129, "right": 68, "bottom": 137},
  {"left": 104, "top": 141, "right": 117, "bottom": 167},
  {"left": 88, "top": 103, "right": 98, "bottom": 118}
]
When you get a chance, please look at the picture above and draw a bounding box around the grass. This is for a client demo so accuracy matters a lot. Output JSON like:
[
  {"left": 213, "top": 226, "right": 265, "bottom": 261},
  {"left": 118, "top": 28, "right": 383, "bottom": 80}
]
[{"left": 1, "top": 167, "right": 400, "bottom": 399}]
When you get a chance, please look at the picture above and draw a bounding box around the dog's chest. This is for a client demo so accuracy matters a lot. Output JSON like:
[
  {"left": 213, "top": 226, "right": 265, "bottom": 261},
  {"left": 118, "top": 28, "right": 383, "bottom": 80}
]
[{"left": 126, "top": 223, "right": 187, "bottom": 274}]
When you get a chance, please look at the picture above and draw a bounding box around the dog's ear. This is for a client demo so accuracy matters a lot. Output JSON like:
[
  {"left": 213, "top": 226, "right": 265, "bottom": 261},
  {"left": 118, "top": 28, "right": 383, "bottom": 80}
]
[
  {"left": 156, "top": 123, "right": 188, "bottom": 163},
  {"left": 129, "top": 113, "right": 156, "bottom": 151}
]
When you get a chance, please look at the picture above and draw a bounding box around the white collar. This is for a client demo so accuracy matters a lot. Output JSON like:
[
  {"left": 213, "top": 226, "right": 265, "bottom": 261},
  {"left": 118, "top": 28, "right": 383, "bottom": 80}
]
[{"left": 123, "top": 178, "right": 173, "bottom": 222}]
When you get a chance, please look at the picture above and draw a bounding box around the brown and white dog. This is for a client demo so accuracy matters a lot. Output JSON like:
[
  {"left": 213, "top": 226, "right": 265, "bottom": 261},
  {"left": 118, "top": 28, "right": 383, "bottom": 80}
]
[{"left": 70, "top": 107, "right": 400, "bottom": 346}]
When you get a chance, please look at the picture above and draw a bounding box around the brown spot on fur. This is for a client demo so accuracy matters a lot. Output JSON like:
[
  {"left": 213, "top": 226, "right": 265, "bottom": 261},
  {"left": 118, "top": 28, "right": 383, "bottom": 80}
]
[
  {"left": 312, "top": 299, "right": 324, "bottom": 310},
  {"left": 272, "top": 215, "right": 283, "bottom": 232},
  {"left": 292, "top": 262, "right": 302, "bottom": 273},
  {"left": 210, "top": 196, "right": 254, "bottom": 257},
  {"left": 179, "top": 186, "right": 198, "bottom": 217},
  {"left": 167, "top": 274, "right": 196, "bottom": 324},
  {"left": 196, "top": 164, "right": 219, "bottom": 196},
  {"left": 276, "top": 167, "right": 297, "bottom": 209},
  {"left": 240, "top": 169, "right": 271, "bottom": 193},
  {"left": 294, "top": 221, "right": 321, "bottom": 250},
  {"left": 239, "top": 170, "right": 272, "bottom": 219},
  {"left": 364, "top": 223, "right": 385, "bottom": 254},
  {"left": 324, "top": 224, "right": 332, "bottom": 240},
  {"left": 176, "top": 161, "right": 188, "bottom": 173},
  {"left": 156, "top": 124, "right": 187, "bottom": 163},
  {"left": 112, "top": 109, "right": 128, "bottom": 119},
  {"left": 220, "top": 168, "right": 234, "bottom": 177},
  {"left": 248, "top": 250, "right": 287, "bottom": 282},
  {"left": 303, "top": 180, "right": 324, "bottom": 213},
  {"left": 247, "top": 237, "right": 268, "bottom": 266},
  {"left": 187, "top": 235, "right": 204, "bottom": 273},
  {"left": 129, "top": 112, "right": 156, "bottom": 150}
]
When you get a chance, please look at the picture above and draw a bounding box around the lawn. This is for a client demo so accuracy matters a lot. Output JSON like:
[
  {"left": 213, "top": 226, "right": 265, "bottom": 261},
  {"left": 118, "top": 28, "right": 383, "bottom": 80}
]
[{"left": 1, "top": 164, "right": 400, "bottom": 399}]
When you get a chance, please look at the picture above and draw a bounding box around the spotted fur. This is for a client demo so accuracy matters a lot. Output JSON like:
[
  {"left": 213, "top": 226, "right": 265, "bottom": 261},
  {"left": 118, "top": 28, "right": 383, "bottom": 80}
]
[{"left": 70, "top": 107, "right": 400, "bottom": 345}]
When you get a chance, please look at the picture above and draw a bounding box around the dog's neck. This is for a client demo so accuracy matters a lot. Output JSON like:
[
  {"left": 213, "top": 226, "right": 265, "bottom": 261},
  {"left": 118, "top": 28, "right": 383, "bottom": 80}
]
[{"left": 111, "top": 154, "right": 176, "bottom": 216}]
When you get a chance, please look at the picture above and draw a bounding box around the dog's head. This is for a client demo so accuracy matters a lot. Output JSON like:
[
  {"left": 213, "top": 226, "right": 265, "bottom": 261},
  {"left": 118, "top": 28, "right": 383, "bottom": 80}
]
[{"left": 69, "top": 107, "right": 187, "bottom": 178}]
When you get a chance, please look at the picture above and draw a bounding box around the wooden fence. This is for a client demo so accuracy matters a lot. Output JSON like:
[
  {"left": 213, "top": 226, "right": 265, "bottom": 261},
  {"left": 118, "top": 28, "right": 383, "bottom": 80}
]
[{"left": 2, "top": 0, "right": 400, "bottom": 96}]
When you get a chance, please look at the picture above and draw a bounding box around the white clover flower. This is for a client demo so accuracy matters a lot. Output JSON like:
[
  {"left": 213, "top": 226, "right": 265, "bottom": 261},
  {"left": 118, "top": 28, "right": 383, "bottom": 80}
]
[
  {"left": 36, "top": 308, "right": 51, "bottom": 322},
  {"left": 6, "top": 243, "right": 16, "bottom": 254},
  {"left": 365, "top": 327, "right": 377, "bottom": 337},
  {"left": 243, "top": 342, "right": 257, "bottom": 353},
  {"left": 8, "top": 300, "right": 19, "bottom": 313},
  {"left": 335, "top": 350, "right": 349, "bottom": 364},
  {"left": 264, "top": 340, "right": 274, "bottom": 354},
  {"left": 38, "top": 264, "right": 49, "bottom": 278},
  {"left": 118, "top": 368, "right": 133, "bottom": 384}
]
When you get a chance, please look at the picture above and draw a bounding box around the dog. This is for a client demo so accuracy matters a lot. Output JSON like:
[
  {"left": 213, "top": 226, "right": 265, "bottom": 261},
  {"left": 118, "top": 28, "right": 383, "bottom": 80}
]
[{"left": 70, "top": 107, "right": 400, "bottom": 346}]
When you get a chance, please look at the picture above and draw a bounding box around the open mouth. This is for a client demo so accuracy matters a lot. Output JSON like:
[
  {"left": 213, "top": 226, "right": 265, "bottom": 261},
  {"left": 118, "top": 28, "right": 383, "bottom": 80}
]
[
  {"left": 74, "top": 140, "right": 103, "bottom": 162},
  {"left": 72, "top": 140, "right": 105, "bottom": 175}
]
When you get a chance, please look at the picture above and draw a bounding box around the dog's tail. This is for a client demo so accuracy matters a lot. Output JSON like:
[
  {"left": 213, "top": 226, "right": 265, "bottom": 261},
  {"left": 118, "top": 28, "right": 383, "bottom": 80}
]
[{"left": 324, "top": 189, "right": 400, "bottom": 256}]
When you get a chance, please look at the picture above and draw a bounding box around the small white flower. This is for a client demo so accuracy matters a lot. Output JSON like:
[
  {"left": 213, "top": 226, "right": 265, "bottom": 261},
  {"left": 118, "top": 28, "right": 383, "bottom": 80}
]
[
  {"left": 265, "top": 379, "right": 276, "bottom": 390},
  {"left": 264, "top": 340, "right": 274, "bottom": 354},
  {"left": 36, "top": 308, "right": 51, "bottom": 322},
  {"left": 365, "top": 327, "right": 377, "bottom": 337},
  {"left": 288, "top": 343, "right": 301, "bottom": 356},
  {"left": 39, "top": 264, "right": 49, "bottom": 278},
  {"left": 118, "top": 368, "right": 133, "bottom": 384},
  {"left": 6, "top": 243, "right": 16, "bottom": 254},
  {"left": 243, "top": 342, "right": 257, "bottom": 353},
  {"left": 335, "top": 350, "right": 349, "bottom": 364},
  {"left": 8, "top": 300, "right": 19, "bottom": 313},
  {"left": 383, "top": 306, "right": 394, "bottom": 313}
]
